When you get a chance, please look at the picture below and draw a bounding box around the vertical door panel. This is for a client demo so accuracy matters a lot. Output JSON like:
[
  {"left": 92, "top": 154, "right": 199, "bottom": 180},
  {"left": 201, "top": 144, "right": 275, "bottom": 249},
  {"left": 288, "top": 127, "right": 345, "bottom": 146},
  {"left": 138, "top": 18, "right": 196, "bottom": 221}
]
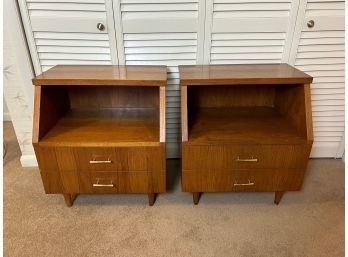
[
  {"left": 113, "top": 0, "right": 206, "bottom": 158},
  {"left": 290, "top": 0, "right": 345, "bottom": 157}
]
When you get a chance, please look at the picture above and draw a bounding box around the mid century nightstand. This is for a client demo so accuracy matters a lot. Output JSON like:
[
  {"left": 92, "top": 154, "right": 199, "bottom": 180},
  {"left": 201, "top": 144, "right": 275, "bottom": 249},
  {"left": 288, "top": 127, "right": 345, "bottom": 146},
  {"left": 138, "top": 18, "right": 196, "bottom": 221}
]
[
  {"left": 32, "top": 65, "right": 166, "bottom": 206},
  {"left": 180, "top": 64, "right": 313, "bottom": 205}
]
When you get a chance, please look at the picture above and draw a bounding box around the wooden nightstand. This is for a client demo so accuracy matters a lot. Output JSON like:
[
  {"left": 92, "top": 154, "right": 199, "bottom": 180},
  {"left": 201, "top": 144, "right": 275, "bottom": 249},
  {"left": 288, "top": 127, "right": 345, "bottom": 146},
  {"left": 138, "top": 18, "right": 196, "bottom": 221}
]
[
  {"left": 32, "top": 65, "right": 167, "bottom": 206},
  {"left": 180, "top": 64, "right": 313, "bottom": 205}
]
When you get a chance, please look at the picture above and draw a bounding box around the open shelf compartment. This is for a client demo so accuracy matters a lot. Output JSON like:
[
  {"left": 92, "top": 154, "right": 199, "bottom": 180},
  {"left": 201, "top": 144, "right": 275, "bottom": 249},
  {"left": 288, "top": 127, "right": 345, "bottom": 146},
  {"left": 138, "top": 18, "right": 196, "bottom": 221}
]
[
  {"left": 34, "top": 85, "right": 162, "bottom": 147},
  {"left": 184, "top": 84, "right": 313, "bottom": 145}
]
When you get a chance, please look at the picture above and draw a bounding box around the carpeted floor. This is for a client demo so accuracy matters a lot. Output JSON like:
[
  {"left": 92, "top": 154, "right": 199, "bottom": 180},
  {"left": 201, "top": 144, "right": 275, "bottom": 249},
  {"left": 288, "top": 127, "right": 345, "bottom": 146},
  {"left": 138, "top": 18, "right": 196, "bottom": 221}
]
[{"left": 4, "top": 121, "right": 344, "bottom": 257}]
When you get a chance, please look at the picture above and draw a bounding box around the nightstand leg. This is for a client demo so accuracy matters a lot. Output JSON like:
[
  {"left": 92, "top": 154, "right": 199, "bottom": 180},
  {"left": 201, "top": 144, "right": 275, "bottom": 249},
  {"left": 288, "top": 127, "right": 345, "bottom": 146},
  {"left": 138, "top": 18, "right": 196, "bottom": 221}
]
[
  {"left": 63, "top": 193, "right": 76, "bottom": 207},
  {"left": 192, "top": 192, "right": 201, "bottom": 205},
  {"left": 148, "top": 193, "right": 156, "bottom": 206},
  {"left": 274, "top": 191, "right": 285, "bottom": 205}
]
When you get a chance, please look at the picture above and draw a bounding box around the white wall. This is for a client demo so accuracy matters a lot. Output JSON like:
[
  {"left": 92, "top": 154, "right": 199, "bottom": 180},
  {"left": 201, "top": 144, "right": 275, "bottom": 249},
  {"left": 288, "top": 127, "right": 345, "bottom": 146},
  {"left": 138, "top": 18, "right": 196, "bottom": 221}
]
[{"left": 3, "top": 0, "right": 37, "bottom": 167}]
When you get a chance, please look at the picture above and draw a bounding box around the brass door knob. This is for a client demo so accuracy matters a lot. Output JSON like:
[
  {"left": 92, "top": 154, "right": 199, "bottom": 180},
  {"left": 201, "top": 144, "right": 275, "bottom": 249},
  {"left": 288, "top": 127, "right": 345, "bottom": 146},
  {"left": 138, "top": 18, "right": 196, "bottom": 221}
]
[
  {"left": 97, "top": 23, "right": 105, "bottom": 31},
  {"left": 307, "top": 20, "right": 315, "bottom": 28}
]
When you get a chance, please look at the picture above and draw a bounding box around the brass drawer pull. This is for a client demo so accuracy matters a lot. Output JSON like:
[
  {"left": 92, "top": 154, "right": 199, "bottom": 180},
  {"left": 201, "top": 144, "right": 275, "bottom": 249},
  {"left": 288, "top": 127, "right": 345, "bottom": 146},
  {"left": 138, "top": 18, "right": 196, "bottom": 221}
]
[
  {"left": 234, "top": 180, "right": 255, "bottom": 186},
  {"left": 89, "top": 160, "right": 112, "bottom": 164},
  {"left": 93, "top": 182, "right": 114, "bottom": 187},
  {"left": 236, "top": 157, "right": 258, "bottom": 162}
]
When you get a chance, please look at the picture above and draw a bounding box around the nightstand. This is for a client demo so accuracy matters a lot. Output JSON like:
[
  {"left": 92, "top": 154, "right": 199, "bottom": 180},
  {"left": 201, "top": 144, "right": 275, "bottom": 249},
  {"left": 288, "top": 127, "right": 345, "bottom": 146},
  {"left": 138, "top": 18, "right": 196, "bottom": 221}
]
[
  {"left": 180, "top": 64, "right": 313, "bottom": 204},
  {"left": 32, "top": 65, "right": 167, "bottom": 206}
]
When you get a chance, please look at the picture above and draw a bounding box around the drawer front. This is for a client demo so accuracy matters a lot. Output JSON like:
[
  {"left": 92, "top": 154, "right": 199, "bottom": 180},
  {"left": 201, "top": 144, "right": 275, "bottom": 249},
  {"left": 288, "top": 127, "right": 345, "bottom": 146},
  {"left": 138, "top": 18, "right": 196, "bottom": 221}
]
[
  {"left": 74, "top": 148, "right": 119, "bottom": 171},
  {"left": 40, "top": 171, "right": 63, "bottom": 194},
  {"left": 182, "top": 169, "right": 305, "bottom": 192},
  {"left": 182, "top": 145, "right": 311, "bottom": 170},
  {"left": 78, "top": 172, "right": 119, "bottom": 193},
  {"left": 35, "top": 146, "right": 165, "bottom": 172},
  {"left": 70, "top": 171, "right": 166, "bottom": 193},
  {"left": 118, "top": 171, "right": 166, "bottom": 193},
  {"left": 74, "top": 147, "right": 165, "bottom": 171},
  {"left": 40, "top": 170, "right": 166, "bottom": 194}
]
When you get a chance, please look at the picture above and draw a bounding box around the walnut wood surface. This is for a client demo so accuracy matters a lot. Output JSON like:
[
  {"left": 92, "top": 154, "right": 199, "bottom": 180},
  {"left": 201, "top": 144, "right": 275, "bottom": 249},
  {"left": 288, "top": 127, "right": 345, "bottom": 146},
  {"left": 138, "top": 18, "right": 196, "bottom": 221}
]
[
  {"left": 32, "top": 65, "right": 167, "bottom": 86},
  {"left": 40, "top": 170, "right": 166, "bottom": 194},
  {"left": 188, "top": 86, "right": 275, "bottom": 107},
  {"left": 68, "top": 86, "right": 159, "bottom": 108},
  {"left": 38, "top": 108, "right": 160, "bottom": 147},
  {"left": 274, "top": 191, "right": 285, "bottom": 205},
  {"left": 275, "top": 84, "right": 314, "bottom": 142},
  {"left": 159, "top": 86, "right": 166, "bottom": 142},
  {"left": 179, "top": 64, "right": 313, "bottom": 85},
  {"left": 33, "top": 65, "right": 166, "bottom": 206},
  {"left": 180, "top": 64, "right": 313, "bottom": 204},
  {"left": 182, "top": 169, "right": 305, "bottom": 192},
  {"left": 32, "top": 86, "right": 70, "bottom": 143},
  {"left": 187, "top": 107, "right": 308, "bottom": 145},
  {"left": 182, "top": 145, "right": 311, "bottom": 170},
  {"left": 181, "top": 86, "right": 188, "bottom": 142}
]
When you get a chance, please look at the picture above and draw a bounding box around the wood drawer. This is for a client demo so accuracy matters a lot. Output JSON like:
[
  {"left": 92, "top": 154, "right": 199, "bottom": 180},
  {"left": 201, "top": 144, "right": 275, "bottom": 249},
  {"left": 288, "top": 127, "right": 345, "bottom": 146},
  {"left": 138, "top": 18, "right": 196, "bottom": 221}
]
[
  {"left": 79, "top": 172, "right": 119, "bottom": 193},
  {"left": 78, "top": 171, "right": 165, "bottom": 193},
  {"left": 40, "top": 170, "right": 166, "bottom": 194},
  {"left": 35, "top": 146, "right": 165, "bottom": 172},
  {"left": 182, "top": 169, "right": 305, "bottom": 192},
  {"left": 182, "top": 145, "right": 311, "bottom": 170}
]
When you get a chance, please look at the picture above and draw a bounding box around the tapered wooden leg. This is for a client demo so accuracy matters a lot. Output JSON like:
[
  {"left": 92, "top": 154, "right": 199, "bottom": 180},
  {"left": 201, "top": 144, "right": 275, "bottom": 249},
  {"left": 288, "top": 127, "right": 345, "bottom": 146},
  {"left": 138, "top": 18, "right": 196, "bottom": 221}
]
[
  {"left": 63, "top": 193, "right": 76, "bottom": 207},
  {"left": 148, "top": 193, "right": 156, "bottom": 206},
  {"left": 274, "top": 191, "right": 285, "bottom": 205},
  {"left": 192, "top": 192, "right": 201, "bottom": 205}
]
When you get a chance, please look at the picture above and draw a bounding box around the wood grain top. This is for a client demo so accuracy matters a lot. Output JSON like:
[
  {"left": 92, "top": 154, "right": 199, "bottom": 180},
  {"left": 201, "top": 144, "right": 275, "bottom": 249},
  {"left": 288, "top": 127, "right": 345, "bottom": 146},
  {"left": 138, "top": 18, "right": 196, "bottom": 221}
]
[
  {"left": 32, "top": 65, "right": 167, "bottom": 86},
  {"left": 179, "top": 64, "right": 313, "bottom": 85}
]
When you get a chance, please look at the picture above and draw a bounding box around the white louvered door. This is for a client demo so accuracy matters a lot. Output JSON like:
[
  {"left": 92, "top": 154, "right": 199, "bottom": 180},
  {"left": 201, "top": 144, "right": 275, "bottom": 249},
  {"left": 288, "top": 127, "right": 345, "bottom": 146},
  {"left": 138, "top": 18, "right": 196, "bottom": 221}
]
[
  {"left": 289, "top": 0, "right": 345, "bottom": 157},
  {"left": 18, "top": 0, "right": 344, "bottom": 159},
  {"left": 113, "top": 0, "right": 205, "bottom": 158},
  {"left": 203, "top": 0, "right": 300, "bottom": 64},
  {"left": 18, "top": 0, "right": 119, "bottom": 73}
]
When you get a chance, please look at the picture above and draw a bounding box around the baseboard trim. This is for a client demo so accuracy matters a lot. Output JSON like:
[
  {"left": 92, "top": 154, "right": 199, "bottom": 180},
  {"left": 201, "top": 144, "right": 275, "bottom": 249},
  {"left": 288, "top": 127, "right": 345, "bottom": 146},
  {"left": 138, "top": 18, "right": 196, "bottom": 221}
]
[
  {"left": 3, "top": 112, "right": 11, "bottom": 121},
  {"left": 20, "top": 154, "right": 38, "bottom": 167}
]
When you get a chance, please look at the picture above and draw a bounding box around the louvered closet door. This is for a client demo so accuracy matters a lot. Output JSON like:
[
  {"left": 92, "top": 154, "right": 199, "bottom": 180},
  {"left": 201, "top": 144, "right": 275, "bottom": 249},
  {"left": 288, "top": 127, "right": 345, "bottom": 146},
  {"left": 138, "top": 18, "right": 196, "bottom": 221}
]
[
  {"left": 204, "top": 0, "right": 300, "bottom": 64},
  {"left": 113, "top": 0, "right": 205, "bottom": 158},
  {"left": 18, "top": 0, "right": 118, "bottom": 73},
  {"left": 290, "top": 0, "right": 344, "bottom": 157}
]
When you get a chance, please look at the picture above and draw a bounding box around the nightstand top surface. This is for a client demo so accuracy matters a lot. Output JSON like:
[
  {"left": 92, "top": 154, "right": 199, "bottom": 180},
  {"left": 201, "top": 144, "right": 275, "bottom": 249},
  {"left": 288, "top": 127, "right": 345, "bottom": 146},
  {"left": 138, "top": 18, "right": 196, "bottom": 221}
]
[
  {"left": 179, "top": 64, "right": 312, "bottom": 85},
  {"left": 32, "top": 65, "right": 167, "bottom": 86}
]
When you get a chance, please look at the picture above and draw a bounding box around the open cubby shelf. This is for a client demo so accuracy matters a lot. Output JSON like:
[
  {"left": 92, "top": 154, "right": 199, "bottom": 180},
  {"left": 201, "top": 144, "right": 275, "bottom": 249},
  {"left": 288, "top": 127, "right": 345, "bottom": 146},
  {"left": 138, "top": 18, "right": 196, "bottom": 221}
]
[
  {"left": 184, "top": 83, "right": 312, "bottom": 145},
  {"left": 40, "top": 108, "right": 160, "bottom": 146},
  {"left": 188, "top": 107, "right": 307, "bottom": 145},
  {"left": 36, "top": 85, "right": 162, "bottom": 147}
]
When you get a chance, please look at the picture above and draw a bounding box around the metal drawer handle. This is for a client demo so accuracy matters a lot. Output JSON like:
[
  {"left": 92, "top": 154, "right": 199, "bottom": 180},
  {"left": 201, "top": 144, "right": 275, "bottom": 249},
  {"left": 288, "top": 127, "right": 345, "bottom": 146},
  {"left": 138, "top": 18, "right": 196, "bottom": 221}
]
[
  {"left": 234, "top": 180, "right": 255, "bottom": 186},
  {"left": 236, "top": 157, "right": 258, "bottom": 162},
  {"left": 89, "top": 160, "right": 112, "bottom": 164},
  {"left": 93, "top": 181, "right": 114, "bottom": 187}
]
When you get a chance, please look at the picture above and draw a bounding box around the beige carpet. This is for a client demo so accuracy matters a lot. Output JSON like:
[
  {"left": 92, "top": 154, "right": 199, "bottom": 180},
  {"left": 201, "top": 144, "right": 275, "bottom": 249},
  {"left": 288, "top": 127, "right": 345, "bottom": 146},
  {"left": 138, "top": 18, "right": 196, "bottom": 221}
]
[{"left": 4, "top": 121, "right": 344, "bottom": 257}]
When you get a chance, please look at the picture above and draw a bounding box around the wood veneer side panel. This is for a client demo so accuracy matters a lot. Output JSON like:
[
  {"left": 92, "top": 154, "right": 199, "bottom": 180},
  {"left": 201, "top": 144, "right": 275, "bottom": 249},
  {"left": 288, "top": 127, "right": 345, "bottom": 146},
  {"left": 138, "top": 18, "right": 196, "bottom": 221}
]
[
  {"left": 32, "top": 86, "right": 41, "bottom": 144},
  {"left": 36, "top": 86, "right": 70, "bottom": 142},
  {"left": 274, "top": 84, "right": 308, "bottom": 139},
  {"left": 304, "top": 83, "right": 314, "bottom": 142},
  {"left": 181, "top": 85, "right": 188, "bottom": 142},
  {"left": 159, "top": 86, "right": 166, "bottom": 142}
]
